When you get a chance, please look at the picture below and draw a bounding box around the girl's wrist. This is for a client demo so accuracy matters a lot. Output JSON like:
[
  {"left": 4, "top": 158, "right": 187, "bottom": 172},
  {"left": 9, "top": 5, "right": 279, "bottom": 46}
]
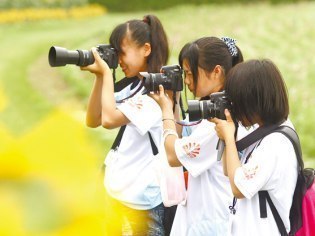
[
  {"left": 161, "top": 104, "right": 173, "bottom": 114},
  {"left": 96, "top": 74, "right": 103, "bottom": 80},
  {"left": 225, "top": 136, "right": 236, "bottom": 146},
  {"left": 162, "top": 118, "right": 176, "bottom": 123}
]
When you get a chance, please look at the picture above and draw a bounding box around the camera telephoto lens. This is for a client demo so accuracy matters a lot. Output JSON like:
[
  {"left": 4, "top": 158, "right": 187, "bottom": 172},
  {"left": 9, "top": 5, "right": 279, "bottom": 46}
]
[
  {"left": 188, "top": 100, "right": 215, "bottom": 121},
  {"left": 187, "top": 91, "right": 230, "bottom": 121},
  {"left": 143, "top": 73, "right": 166, "bottom": 92},
  {"left": 48, "top": 46, "right": 95, "bottom": 67},
  {"left": 188, "top": 100, "right": 203, "bottom": 121}
]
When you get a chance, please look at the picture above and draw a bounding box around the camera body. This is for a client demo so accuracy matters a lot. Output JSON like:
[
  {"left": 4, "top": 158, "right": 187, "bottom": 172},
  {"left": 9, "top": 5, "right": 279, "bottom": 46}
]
[
  {"left": 95, "top": 44, "right": 118, "bottom": 69},
  {"left": 48, "top": 44, "right": 118, "bottom": 69},
  {"left": 188, "top": 91, "right": 231, "bottom": 121},
  {"left": 142, "top": 65, "right": 183, "bottom": 92}
]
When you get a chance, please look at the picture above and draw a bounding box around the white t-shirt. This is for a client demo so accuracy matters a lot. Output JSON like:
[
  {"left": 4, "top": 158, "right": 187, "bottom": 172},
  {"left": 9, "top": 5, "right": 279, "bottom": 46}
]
[
  {"left": 231, "top": 120, "right": 298, "bottom": 235},
  {"left": 104, "top": 82, "right": 163, "bottom": 210},
  {"left": 171, "top": 120, "right": 252, "bottom": 236}
]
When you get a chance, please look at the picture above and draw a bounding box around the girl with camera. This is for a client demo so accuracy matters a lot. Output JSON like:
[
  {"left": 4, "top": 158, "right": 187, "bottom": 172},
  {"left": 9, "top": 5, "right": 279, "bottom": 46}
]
[
  {"left": 150, "top": 36, "right": 250, "bottom": 235},
  {"left": 210, "top": 59, "right": 298, "bottom": 235},
  {"left": 81, "top": 15, "right": 169, "bottom": 235}
]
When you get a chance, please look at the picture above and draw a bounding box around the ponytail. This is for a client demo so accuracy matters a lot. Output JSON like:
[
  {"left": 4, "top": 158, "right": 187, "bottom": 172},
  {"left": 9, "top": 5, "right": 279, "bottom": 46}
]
[
  {"left": 232, "top": 45, "right": 243, "bottom": 67},
  {"left": 110, "top": 14, "right": 169, "bottom": 73},
  {"left": 143, "top": 15, "right": 169, "bottom": 72}
]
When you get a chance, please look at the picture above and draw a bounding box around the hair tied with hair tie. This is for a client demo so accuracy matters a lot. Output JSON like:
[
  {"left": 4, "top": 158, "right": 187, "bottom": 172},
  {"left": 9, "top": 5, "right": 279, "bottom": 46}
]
[
  {"left": 221, "top": 37, "right": 238, "bottom": 57},
  {"left": 143, "top": 16, "right": 150, "bottom": 25}
]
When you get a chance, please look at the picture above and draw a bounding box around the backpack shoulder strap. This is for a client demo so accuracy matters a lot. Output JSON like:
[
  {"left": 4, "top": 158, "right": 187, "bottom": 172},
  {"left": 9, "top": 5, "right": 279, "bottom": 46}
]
[
  {"left": 236, "top": 123, "right": 281, "bottom": 152},
  {"left": 235, "top": 124, "right": 307, "bottom": 235},
  {"left": 258, "top": 125, "right": 301, "bottom": 236},
  {"left": 273, "top": 126, "right": 303, "bottom": 171},
  {"left": 272, "top": 126, "right": 314, "bottom": 185},
  {"left": 258, "top": 191, "right": 288, "bottom": 235}
]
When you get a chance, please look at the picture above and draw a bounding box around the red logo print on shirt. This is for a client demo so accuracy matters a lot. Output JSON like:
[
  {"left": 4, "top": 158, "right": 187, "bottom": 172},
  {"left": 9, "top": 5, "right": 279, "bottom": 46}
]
[
  {"left": 126, "top": 96, "right": 143, "bottom": 110},
  {"left": 183, "top": 142, "right": 201, "bottom": 158},
  {"left": 243, "top": 165, "right": 259, "bottom": 180}
]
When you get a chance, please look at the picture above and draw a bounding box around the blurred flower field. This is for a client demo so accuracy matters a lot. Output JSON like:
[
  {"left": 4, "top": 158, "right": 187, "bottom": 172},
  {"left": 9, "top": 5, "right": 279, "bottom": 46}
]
[
  {"left": 0, "top": 2, "right": 314, "bottom": 235},
  {"left": 0, "top": 4, "right": 106, "bottom": 23},
  {"left": 0, "top": 93, "right": 108, "bottom": 235}
]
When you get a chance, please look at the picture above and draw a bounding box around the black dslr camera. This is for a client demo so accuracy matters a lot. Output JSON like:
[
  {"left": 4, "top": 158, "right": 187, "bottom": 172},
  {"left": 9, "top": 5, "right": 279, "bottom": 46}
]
[
  {"left": 48, "top": 44, "right": 118, "bottom": 69},
  {"left": 141, "top": 65, "right": 183, "bottom": 92},
  {"left": 188, "top": 91, "right": 231, "bottom": 121}
]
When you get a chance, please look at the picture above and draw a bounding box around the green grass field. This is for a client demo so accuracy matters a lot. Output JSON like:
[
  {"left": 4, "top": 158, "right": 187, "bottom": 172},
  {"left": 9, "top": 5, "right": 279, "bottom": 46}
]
[{"left": 0, "top": 2, "right": 315, "bottom": 235}]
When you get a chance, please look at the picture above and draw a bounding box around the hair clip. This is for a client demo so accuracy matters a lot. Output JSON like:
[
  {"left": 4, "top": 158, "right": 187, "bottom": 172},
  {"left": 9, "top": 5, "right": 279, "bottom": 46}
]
[{"left": 221, "top": 37, "right": 238, "bottom": 57}]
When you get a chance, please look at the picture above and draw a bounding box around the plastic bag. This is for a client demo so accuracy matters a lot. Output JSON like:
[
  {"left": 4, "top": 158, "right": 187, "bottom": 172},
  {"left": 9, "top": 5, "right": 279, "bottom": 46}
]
[{"left": 154, "top": 147, "right": 186, "bottom": 207}]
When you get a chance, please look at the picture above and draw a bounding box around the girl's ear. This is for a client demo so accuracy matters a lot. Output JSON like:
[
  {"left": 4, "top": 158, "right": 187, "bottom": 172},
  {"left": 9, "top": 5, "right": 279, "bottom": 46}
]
[
  {"left": 143, "top": 43, "right": 151, "bottom": 57},
  {"left": 214, "top": 65, "right": 223, "bottom": 75},
  {"left": 213, "top": 65, "right": 225, "bottom": 82}
]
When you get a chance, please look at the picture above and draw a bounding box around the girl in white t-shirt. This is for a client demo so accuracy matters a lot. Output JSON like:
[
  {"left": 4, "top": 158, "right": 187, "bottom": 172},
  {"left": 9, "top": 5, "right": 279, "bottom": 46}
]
[
  {"left": 151, "top": 37, "right": 248, "bottom": 235},
  {"left": 81, "top": 15, "right": 170, "bottom": 235},
  {"left": 211, "top": 59, "right": 298, "bottom": 235}
]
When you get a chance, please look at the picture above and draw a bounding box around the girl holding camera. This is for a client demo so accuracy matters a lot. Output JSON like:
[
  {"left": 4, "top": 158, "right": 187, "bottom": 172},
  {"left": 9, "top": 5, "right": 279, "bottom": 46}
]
[
  {"left": 81, "top": 15, "right": 169, "bottom": 235},
  {"left": 150, "top": 36, "right": 250, "bottom": 235},
  {"left": 210, "top": 59, "right": 298, "bottom": 235}
]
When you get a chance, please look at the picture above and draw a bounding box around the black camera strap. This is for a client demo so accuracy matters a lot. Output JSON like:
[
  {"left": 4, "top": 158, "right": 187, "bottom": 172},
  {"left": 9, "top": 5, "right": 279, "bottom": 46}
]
[
  {"left": 110, "top": 125, "right": 126, "bottom": 150},
  {"left": 109, "top": 77, "right": 137, "bottom": 150},
  {"left": 109, "top": 78, "right": 135, "bottom": 151},
  {"left": 110, "top": 126, "right": 158, "bottom": 155},
  {"left": 114, "top": 77, "right": 138, "bottom": 92},
  {"left": 115, "top": 79, "right": 144, "bottom": 104},
  {"left": 170, "top": 91, "right": 199, "bottom": 127},
  {"left": 179, "top": 96, "right": 186, "bottom": 120},
  {"left": 110, "top": 77, "right": 158, "bottom": 154},
  {"left": 148, "top": 132, "right": 158, "bottom": 155},
  {"left": 229, "top": 146, "right": 256, "bottom": 215}
]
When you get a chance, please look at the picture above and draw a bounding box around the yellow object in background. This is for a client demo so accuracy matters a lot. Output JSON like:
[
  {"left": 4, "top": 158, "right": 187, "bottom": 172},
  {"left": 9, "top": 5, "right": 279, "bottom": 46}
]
[
  {"left": 0, "top": 4, "right": 107, "bottom": 24},
  {"left": 0, "top": 84, "right": 7, "bottom": 112},
  {"left": 0, "top": 108, "right": 106, "bottom": 236}
]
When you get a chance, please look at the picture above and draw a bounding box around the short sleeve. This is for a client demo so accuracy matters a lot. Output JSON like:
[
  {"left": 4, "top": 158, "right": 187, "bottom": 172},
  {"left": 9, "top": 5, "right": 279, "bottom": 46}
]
[
  {"left": 117, "top": 94, "right": 162, "bottom": 135},
  {"left": 174, "top": 121, "right": 218, "bottom": 177},
  {"left": 234, "top": 133, "right": 293, "bottom": 199}
]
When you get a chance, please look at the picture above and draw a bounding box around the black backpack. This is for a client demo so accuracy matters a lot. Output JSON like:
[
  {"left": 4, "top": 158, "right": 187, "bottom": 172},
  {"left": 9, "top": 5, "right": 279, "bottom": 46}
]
[{"left": 236, "top": 124, "right": 315, "bottom": 235}]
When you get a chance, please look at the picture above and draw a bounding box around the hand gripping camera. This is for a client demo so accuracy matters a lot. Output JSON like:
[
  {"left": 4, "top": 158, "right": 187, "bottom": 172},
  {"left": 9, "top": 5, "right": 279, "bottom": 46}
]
[
  {"left": 187, "top": 91, "right": 231, "bottom": 121},
  {"left": 48, "top": 44, "right": 118, "bottom": 69},
  {"left": 140, "top": 65, "right": 183, "bottom": 92},
  {"left": 188, "top": 91, "right": 231, "bottom": 161}
]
